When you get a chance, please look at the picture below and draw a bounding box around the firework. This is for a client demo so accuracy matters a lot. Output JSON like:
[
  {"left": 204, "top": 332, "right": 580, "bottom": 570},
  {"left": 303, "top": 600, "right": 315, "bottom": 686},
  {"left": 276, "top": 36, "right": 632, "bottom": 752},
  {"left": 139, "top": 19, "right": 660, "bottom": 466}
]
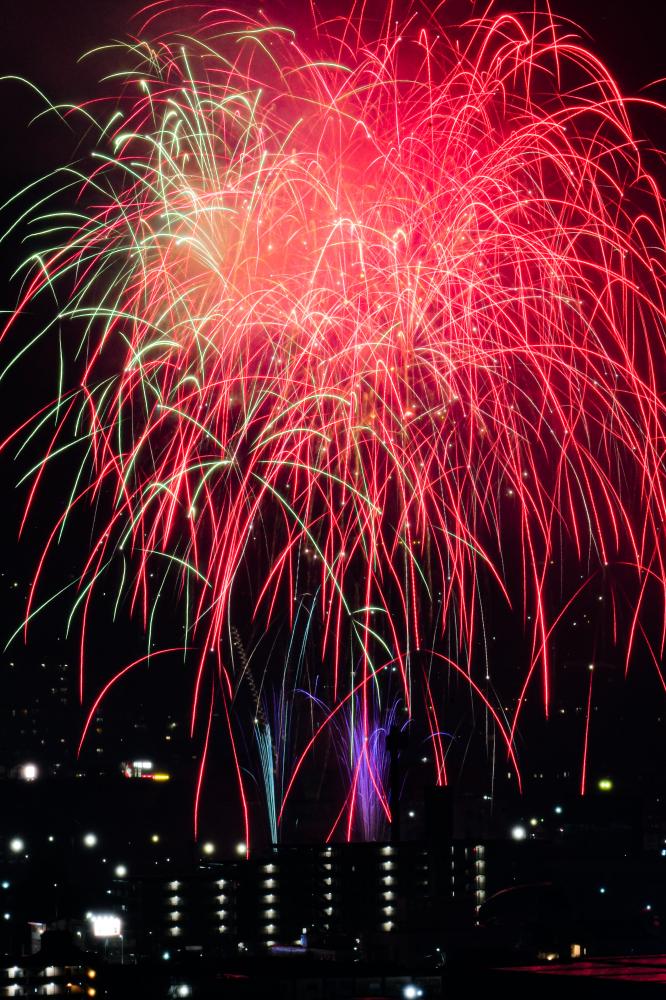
[{"left": 3, "top": 1, "right": 666, "bottom": 847}]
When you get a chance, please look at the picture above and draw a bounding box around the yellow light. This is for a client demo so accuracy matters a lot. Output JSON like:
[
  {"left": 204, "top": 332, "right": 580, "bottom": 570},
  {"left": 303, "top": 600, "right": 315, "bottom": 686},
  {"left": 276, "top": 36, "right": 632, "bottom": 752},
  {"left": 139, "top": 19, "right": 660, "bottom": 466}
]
[
  {"left": 86, "top": 969, "right": 97, "bottom": 979},
  {"left": 87, "top": 990, "right": 97, "bottom": 997},
  {"left": 598, "top": 778, "right": 613, "bottom": 792},
  {"left": 152, "top": 773, "right": 170, "bottom": 782}
]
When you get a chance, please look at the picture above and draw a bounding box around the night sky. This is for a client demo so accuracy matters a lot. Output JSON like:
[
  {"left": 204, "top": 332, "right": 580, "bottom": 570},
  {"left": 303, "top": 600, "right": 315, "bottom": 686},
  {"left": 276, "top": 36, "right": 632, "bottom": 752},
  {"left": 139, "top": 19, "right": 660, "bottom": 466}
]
[{"left": 1, "top": 0, "right": 666, "bottom": 852}]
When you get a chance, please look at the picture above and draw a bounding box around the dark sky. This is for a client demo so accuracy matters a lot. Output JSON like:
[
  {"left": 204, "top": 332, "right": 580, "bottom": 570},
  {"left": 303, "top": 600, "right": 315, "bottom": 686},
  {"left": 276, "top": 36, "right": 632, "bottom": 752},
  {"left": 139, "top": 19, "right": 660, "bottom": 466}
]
[
  {"left": 2, "top": 0, "right": 665, "bottom": 247},
  {"left": 0, "top": 0, "right": 665, "bottom": 843},
  {"left": 1, "top": 1, "right": 665, "bottom": 231},
  {"left": 1, "top": 0, "right": 665, "bottom": 139}
]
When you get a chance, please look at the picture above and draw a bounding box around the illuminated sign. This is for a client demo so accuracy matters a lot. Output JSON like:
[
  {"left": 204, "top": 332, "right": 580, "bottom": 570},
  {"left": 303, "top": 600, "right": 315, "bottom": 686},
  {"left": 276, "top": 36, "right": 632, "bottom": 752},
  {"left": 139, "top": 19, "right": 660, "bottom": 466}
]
[{"left": 90, "top": 915, "right": 122, "bottom": 938}]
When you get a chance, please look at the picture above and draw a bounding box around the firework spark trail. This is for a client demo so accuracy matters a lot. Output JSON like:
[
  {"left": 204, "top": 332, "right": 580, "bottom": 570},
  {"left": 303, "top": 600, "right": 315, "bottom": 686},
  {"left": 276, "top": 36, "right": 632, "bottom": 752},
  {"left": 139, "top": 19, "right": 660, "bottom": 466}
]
[
  {"left": 303, "top": 688, "right": 399, "bottom": 842},
  {"left": 3, "top": 1, "right": 666, "bottom": 843}
]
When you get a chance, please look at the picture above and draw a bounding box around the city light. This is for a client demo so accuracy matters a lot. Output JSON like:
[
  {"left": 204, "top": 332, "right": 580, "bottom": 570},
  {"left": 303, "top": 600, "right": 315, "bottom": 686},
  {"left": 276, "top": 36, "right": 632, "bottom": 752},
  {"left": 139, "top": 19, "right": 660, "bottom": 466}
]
[
  {"left": 201, "top": 842, "right": 215, "bottom": 856},
  {"left": 598, "top": 778, "right": 614, "bottom": 792},
  {"left": 510, "top": 826, "right": 527, "bottom": 841},
  {"left": 236, "top": 842, "right": 247, "bottom": 856},
  {"left": 114, "top": 865, "right": 128, "bottom": 878},
  {"left": 8, "top": 839, "right": 24, "bottom": 854},
  {"left": 20, "top": 763, "right": 38, "bottom": 782},
  {"left": 89, "top": 914, "right": 122, "bottom": 938},
  {"left": 83, "top": 833, "right": 98, "bottom": 848}
]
